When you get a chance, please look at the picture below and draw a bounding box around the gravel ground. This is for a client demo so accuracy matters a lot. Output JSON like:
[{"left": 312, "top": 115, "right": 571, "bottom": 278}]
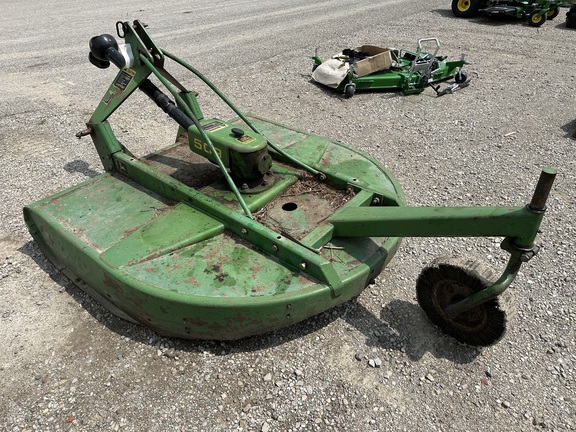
[{"left": 1, "top": 1, "right": 575, "bottom": 431}]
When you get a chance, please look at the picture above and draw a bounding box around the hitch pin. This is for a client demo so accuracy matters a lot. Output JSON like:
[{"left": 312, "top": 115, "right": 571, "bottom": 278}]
[{"left": 75, "top": 128, "right": 92, "bottom": 138}]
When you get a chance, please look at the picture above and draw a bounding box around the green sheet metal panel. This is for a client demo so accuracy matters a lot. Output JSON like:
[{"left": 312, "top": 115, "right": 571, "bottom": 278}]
[{"left": 24, "top": 115, "right": 404, "bottom": 339}]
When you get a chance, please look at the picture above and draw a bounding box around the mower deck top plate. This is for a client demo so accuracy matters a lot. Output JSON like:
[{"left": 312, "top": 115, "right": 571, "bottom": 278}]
[{"left": 24, "top": 115, "right": 404, "bottom": 339}]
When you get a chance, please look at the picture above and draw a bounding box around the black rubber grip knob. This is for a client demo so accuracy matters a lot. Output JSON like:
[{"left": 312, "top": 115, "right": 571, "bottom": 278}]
[{"left": 89, "top": 34, "right": 126, "bottom": 69}]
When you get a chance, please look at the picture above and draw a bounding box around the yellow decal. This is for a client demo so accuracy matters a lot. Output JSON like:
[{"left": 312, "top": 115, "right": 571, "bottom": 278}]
[
  {"left": 236, "top": 135, "right": 256, "bottom": 144},
  {"left": 193, "top": 138, "right": 222, "bottom": 159}
]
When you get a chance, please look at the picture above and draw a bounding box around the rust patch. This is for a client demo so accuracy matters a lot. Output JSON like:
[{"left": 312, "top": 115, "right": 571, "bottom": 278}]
[
  {"left": 51, "top": 196, "right": 64, "bottom": 206},
  {"left": 205, "top": 264, "right": 221, "bottom": 274},
  {"left": 280, "top": 175, "right": 352, "bottom": 205},
  {"left": 183, "top": 316, "right": 208, "bottom": 326},
  {"left": 120, "top": 205, "right": 173, "bottom": 242},
  {"left": 203, "top": 264, "right": 230, "bottom": 283},
  {"left": 297, "top": 274, "right": 313, "bottom": 285},
  {"left": 319, "top": 149, "right": 334, "bottom": 166},
  {"left": 215, "top": 272, "right": 230, "bottom": 283},
  {"left": 141, "top": 267, "right": 158, "bottom": 273},
  {"left": 125, "top": 295, "right": 145, "bottom": 307},
  {"left": 250, "top": 264, "right": 265, "bottom": 273},
  {"left": 279, "top": 274, "right": 295, "bottom": 287},
  {"left": 254, "top": 174, "right": 353, "bottom": 237},
  {"left": 103, "top": 272, "right": 124, "bottom": 293},
  {"left": 184, "top": 276, "right": 201, "bottom": 287}
]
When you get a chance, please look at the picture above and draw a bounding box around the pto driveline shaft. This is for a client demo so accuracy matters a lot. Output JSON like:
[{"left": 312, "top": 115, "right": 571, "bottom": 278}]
[{"left": 139, "top": 79, "right": 193, "bottom": 130}]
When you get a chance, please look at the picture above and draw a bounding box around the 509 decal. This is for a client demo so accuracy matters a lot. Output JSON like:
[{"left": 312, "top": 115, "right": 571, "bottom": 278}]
[{"left": 192, "top": 137, "right": 222, "bottom": 159}]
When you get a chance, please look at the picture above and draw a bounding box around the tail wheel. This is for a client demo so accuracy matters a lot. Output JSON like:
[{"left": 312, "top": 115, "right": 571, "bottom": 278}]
[
  {"left": 455, "top": 69, "right": 468, "bottom": 84},
  {"left": 416, "top": 256, "right": 515, "bottom": 346},
  {"left": 529, "top": 10, "right": 547, "bottom": 26},
  {"left": 344, "top": 83, "right": 356, "bottom": 98},
  {"left": 452, "top": 0, "right": 481, "bottom": 18},
  {"left": 547, "top": 7, "right": 559, "bottom": 20}
]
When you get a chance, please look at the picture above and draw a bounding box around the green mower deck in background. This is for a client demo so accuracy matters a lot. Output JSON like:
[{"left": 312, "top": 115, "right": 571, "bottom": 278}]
[
  {"left": 452, "top": 0, "right": 561, "bottom": 26},
  {"left": 24, "top": 20, "right": 555, "bottom": 346},
  {"left": 311, "top": 38, "right": 470, "bottom": 98}
]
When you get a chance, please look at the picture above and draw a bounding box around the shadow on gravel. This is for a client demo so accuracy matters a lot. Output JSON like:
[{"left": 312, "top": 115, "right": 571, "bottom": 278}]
[
  {"left": 307, "top": 79, "right": 404, "bottom": 101},
  {"left": 430, "top": 8, "right": 458, "bottom": 18},
  {"left": 560, "top": 119, "right": 576, "bottom": 138},
  {"left": 19, "top": 240, "right": 57, "bottom": 274},
  {"left": 20, "top": 239, "right": 480, "bottom": 363},
  {"left": 18, "top": 240, "right": 131, "bottom": 328},
  {"left": 555, "top": 22, "right": 574, "bottom": 30},
  {"left": 430, "top": 8, "right": 525, "bottom": 27},
  {"left": 19, "top": 238, "right": 342, "bottom": 350},
  {"left": 63, "top": 159, "right": 101, "bottom": 178},
  {"left": 307, "top": 70, "right": 466, "bottom": 101},
  {"left": 306, "top": 80, "right": 346, "bottom": 100},
  {"left": 342, "top": 300, "right": 480, "bottom": 364}
]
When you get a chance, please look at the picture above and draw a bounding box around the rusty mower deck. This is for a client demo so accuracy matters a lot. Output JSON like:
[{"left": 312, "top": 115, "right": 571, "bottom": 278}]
[{"left": 24, "top": 20, "right": 555, "bottom": 346}]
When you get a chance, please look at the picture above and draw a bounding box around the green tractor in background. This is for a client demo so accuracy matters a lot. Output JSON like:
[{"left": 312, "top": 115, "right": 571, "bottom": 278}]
[{"left": 452, "top": 0, "right": 561, "bottom": 26}]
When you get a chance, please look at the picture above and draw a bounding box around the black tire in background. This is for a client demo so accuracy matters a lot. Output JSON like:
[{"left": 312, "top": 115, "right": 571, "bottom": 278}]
[
  {"left": 455, "top": 70, "right": 468, "bottom": 84},
  {"left": 567, "top": 6, "right": 576, "bottom": 28},
  {"left": 528, "top": 10, "right": 547, "bottom": 27},
  {"left": 451, "top": 0, "right": 481, "bottom": 18},
  {"left": 344, "top": 83, "right": 356, "bottom": 98},
  {"left": 547, "top": 6, "right": 560, "bottom": 20}
]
